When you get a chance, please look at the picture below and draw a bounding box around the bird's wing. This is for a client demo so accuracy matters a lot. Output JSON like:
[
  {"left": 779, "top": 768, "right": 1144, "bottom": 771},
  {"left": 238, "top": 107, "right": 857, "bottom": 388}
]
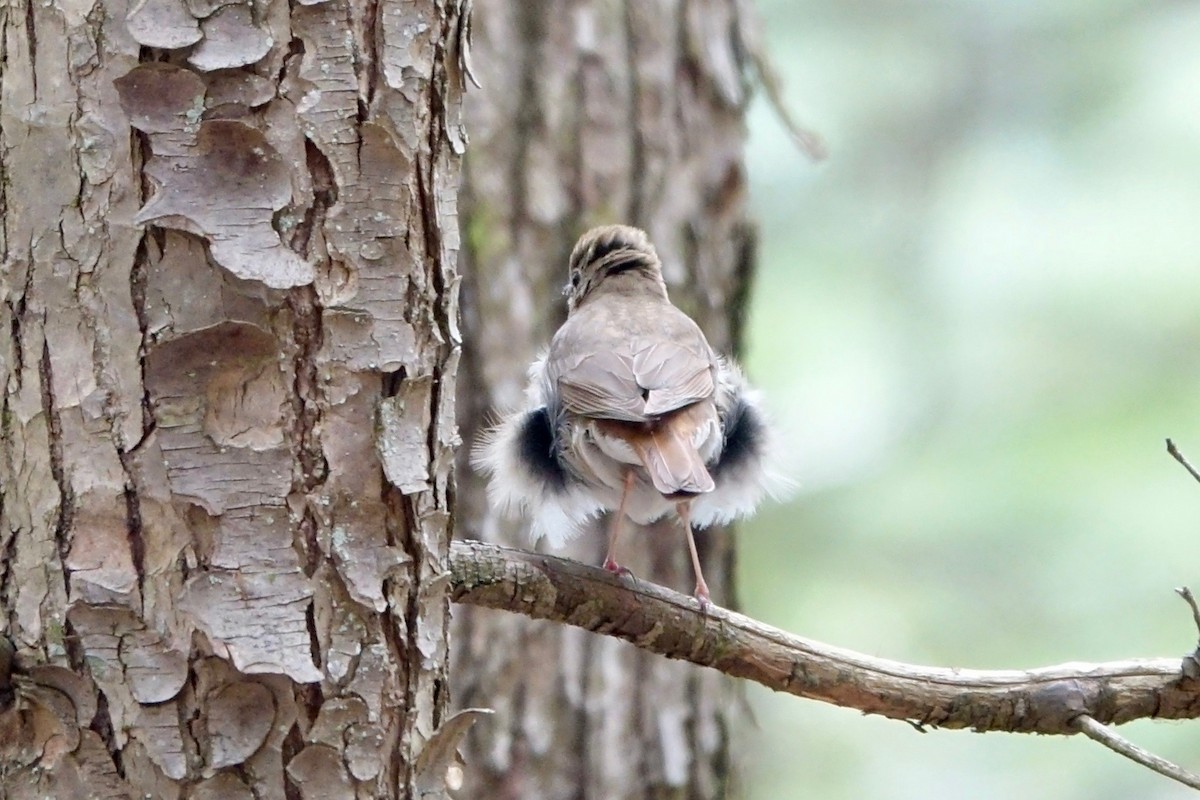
[
  {"left": 631, "top": 339, "right": 715, "bottom": 416},
  {"left": 554, "top": 349, "right": 647, "bottom": 421},
  {"left": 554, "top": 335, "right": 716, "bottom": 421}
]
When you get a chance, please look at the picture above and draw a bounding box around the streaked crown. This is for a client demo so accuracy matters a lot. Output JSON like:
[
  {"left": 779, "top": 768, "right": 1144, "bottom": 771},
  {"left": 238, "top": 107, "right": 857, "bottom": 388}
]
[{"left": 564, "top": 225, "right": 665, "bottom": 311}]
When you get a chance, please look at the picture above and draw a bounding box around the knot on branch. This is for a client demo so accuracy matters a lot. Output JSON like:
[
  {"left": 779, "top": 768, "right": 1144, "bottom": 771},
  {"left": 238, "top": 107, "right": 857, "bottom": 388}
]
[{"left": 1029, "top": 680, "right": 1095, "bottom": 734}]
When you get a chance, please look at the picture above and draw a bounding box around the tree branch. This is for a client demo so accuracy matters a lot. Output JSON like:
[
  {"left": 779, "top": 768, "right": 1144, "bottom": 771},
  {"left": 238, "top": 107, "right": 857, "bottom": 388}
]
[
  {"left": 449, "top": 539, "right": 1200, "bottom": 734},
  {"left": 1167, "top": 438, "right": 1200, "bottom": 485},
  {"left": 1071, "top": 714, "right": 1200, "bottom": 791}
]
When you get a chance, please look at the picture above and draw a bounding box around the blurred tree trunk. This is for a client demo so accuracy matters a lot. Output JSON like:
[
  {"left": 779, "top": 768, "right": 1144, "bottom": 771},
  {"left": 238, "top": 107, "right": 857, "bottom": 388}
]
[
  {"left": 454, "top": 1, "right": 759, "bottom": 797},
  {"left": 0, "top": 1, "right": 463, "bottom": 798}
]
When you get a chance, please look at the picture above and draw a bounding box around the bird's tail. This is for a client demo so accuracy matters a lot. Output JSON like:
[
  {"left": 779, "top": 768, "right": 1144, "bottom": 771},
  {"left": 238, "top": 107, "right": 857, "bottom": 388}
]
[{"left": 598, "top": 404, "right": 715, "bottom": 497}]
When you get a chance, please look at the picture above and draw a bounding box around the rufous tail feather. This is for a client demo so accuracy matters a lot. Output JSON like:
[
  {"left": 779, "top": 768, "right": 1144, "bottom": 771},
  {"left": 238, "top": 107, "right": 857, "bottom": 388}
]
[{"left": 629, "top": 416, "right": 714, "bottom": 496}]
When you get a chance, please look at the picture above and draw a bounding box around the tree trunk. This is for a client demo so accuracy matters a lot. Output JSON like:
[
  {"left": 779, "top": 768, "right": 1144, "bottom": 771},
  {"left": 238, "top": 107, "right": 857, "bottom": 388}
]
[
  {"left": 0, "top": 1, "right": 464, "bottom": 797},
  {"left": 453, "top": 1, "right": 759, "bottom": 797}
]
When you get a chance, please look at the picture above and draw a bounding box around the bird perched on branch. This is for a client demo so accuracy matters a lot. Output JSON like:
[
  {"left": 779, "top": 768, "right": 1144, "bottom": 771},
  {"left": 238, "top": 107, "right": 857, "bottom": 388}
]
[{"left": 475, "top": 224, "right": 777, "bottom": 608}]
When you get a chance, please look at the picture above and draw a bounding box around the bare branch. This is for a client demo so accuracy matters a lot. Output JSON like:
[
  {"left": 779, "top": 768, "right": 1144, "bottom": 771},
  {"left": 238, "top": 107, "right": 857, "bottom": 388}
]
[
  {"left": 1175, "top": 587, "right": 1200, "bottom": 682},
  {"left": 1177, "top": 587, "right": 1200, "bottom": 640},
  {"left": 749, "top": 49, "right": 828, "bottom": 162},
  {"left": 1167, "top": 438, "right": 1200, "bottom": 485},
  {"left": 449, "top": 539, "right": 1200, "bottom": 734},
  {"left": 1072, "top": 714, "right": 1200, "bottom": 791}
]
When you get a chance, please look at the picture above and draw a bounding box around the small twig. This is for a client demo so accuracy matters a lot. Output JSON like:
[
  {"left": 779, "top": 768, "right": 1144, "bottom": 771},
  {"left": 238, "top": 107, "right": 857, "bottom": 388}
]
[
  {"left": 1166, "top": 439, "right": 1200, "bottom": 485},
  {"left": 1174, "top": 587, "right": 1200, "bottom": 679},
  {"left": 1176, "top": 587, "right": 1200, "bottom": 641},
  {"left": 749, "top": 50, "right": 828, "bottom": 162},
  {"left": 1072, "top": 713, "right": 1200, "bottom": 791}
]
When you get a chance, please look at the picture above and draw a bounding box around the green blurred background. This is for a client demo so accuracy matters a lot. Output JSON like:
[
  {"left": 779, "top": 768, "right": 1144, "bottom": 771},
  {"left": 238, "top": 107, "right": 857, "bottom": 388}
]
[{"left": 738, "top": 1, "right": 1200, "bottom": 798}]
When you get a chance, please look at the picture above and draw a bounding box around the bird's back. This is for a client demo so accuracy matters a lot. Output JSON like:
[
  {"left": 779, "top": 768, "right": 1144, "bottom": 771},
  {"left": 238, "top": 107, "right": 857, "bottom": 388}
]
[{"left": 546, "top": 291, "right": 718, "bottom": 423}]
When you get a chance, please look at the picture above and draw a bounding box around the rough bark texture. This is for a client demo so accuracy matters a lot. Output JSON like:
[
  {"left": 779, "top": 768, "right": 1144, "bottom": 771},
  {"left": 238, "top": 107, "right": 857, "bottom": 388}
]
[
  {"left": 0, "top": 1, "right": 464, "bottom": 797},
  {"left": 453, "top": 2, "right": 759, "bottom": 797},
  {"left": 450, "top": 541, "right": 1200, "bottom": 734}
]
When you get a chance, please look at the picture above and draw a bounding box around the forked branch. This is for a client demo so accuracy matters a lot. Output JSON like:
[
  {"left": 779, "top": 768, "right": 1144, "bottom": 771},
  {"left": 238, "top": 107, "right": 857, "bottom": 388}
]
[
  {"left": 449, "top": 538, "right": 1200, "bottom": 792},
  {"left": 448, "top": 540, "right": 1200, "bottom": 733},
  {"left": 1072, "top": 714, "right": 1200, "bottom": 791}
]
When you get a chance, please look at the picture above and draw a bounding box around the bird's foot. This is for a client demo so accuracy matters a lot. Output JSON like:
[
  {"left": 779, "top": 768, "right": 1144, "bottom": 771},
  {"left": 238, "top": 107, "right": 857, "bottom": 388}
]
[
  {"left": 694, "top": 581, "right": 711, "bottom": 614},
  {"left": 602, "top": 557, "right": 635, "bottom": 580}
]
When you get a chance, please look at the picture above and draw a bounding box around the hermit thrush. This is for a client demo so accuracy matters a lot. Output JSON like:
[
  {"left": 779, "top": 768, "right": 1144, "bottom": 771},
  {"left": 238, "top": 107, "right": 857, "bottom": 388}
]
[{"left": 475, "top": 225, "right": 776, "bottom": 607}]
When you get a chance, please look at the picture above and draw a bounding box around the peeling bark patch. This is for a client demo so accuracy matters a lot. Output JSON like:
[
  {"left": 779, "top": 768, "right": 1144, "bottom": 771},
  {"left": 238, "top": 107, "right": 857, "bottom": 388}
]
[
  {"left": 286, "top": 743, "right": 355, "bottom": 799},
  {"left": 125, "top": 0, "right": 203, "bottom": 49},
  {"left": 189, "top": 4, "right": 274, "bottom": 71},
  {"left": 144, "top": 321, "right": 277, "bottom": 388},
  {"left": 181, "top": 571, "right": 321, "bottom": 682},
  {"left": 330, "top": 501, "right": 411, "bottom": 612},
  {"left": 141, "top": 232, "right": 276, "bottom": 345},
  {"left": 432, "top": 347, "right": 462, "bottom": 452},
  {"left": 191, "top": 659, "right": 298, "bottom": 795},
  {"left": 63, "top": 493, "right": 138, "bottom": 605},
  {"left": 144, "top": 321, "right": 320, "bottom": 682},
  {"left": 136, "top": 121, "right": 311, "bottom": 287},
  {"left": 306, "top": 695, "right": 368, "bottom": 747},
  {"left": 380, "top": 3, "right": 436, "bottom": 92},
  {"left": 131, "top": 700, "right": 188, "bottom": 778},
  {"left": 204, "top": 70, "right": 276, "bottom": 112},
  {"left": 145, "top": 322, "right": 291, "bottom": 513},
  {"left": 344, "top": 722, "right": 386, "bottom": 781},
  {"left": 346, "top": 638, "right": 391, "bottom": 726},
  {"left": 116, "top": 64, "right": 314, "bottom": 289},
  {"left": 64, "top": 604, "right": 189, "bottom": 778},
  {"left": 377, "top": 375, "right": 433, "bottom": 494},
  {"left": 115, "top": 63, "right": 207, "bottom": 135},
  {"left": 25, "top": 664, "right": 99, "bottom": 728},
  {"left": 322, "top": 309, "right": 418, "bottom": 374},
  {"left": 204, "top": 355, "right": 289, "bottom": 451},
  {"left": 316, "top": 590, "right": 367, "bottom": 684},
  {"left": 205, "top": 681, "right": 275, "bottom": 770},
  {"left": 120, "top": 627, "right": 189, "bottom": 704}
]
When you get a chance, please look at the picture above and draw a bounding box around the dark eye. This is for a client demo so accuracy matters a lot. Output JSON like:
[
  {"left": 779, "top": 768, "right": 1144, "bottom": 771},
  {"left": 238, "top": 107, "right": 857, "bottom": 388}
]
[{"left": 570, "top": 271, "right": 581, "bottom": 288}]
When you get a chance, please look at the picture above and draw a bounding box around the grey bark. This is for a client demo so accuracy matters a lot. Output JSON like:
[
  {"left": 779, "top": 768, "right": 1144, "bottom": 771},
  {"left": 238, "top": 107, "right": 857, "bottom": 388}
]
[
  {"left": 453, "top": 1, "right": 760, "bottom": 797},
  {"left": 451, "top": 541, "right": 1200, "bottom": 734},
  {"left": 0, "top": 1, "right": 464, "bottom": 798}
]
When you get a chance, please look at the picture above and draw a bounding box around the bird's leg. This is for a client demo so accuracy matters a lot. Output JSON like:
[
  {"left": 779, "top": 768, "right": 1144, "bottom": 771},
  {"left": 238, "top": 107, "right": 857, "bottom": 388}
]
[
  {"left": 677, "top": 501, "right": 710, "bottom": 610},
  {"left": 603, "top": 470, "right": 636, "bottom": 577}
]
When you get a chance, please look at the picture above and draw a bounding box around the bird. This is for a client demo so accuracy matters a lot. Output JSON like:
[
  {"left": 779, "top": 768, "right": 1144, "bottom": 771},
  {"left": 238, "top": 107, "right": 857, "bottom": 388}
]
[{"left": 474, "top": 224, "right": 777, "bottom": 608}]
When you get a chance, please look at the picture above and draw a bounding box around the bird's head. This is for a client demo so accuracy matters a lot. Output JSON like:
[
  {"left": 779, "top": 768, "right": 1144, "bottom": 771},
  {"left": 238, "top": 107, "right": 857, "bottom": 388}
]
[{"left": 563, "top": 225, "right": 667, "bottom": 312}]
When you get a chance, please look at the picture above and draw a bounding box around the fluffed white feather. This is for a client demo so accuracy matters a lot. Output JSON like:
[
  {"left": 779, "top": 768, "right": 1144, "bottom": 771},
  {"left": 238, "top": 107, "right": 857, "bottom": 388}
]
[
  {"left": 474, "top": 354, "right": 788, "bottom": 545},
  {"left": 471, "top": 407, "right": 605, "bottom": 548}
]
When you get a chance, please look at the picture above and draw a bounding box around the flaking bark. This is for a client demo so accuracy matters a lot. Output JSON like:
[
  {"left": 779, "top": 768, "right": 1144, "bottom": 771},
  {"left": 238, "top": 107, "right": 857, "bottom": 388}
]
[{"left": 1, "top": 1, "right": 464, "bottom": 797}]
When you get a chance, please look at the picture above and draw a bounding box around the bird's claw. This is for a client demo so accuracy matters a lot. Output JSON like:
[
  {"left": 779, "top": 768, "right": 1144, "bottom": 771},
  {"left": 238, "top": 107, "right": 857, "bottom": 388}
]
[{"left": 603, "top": 558, "right": 635, "bottom": 580}]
